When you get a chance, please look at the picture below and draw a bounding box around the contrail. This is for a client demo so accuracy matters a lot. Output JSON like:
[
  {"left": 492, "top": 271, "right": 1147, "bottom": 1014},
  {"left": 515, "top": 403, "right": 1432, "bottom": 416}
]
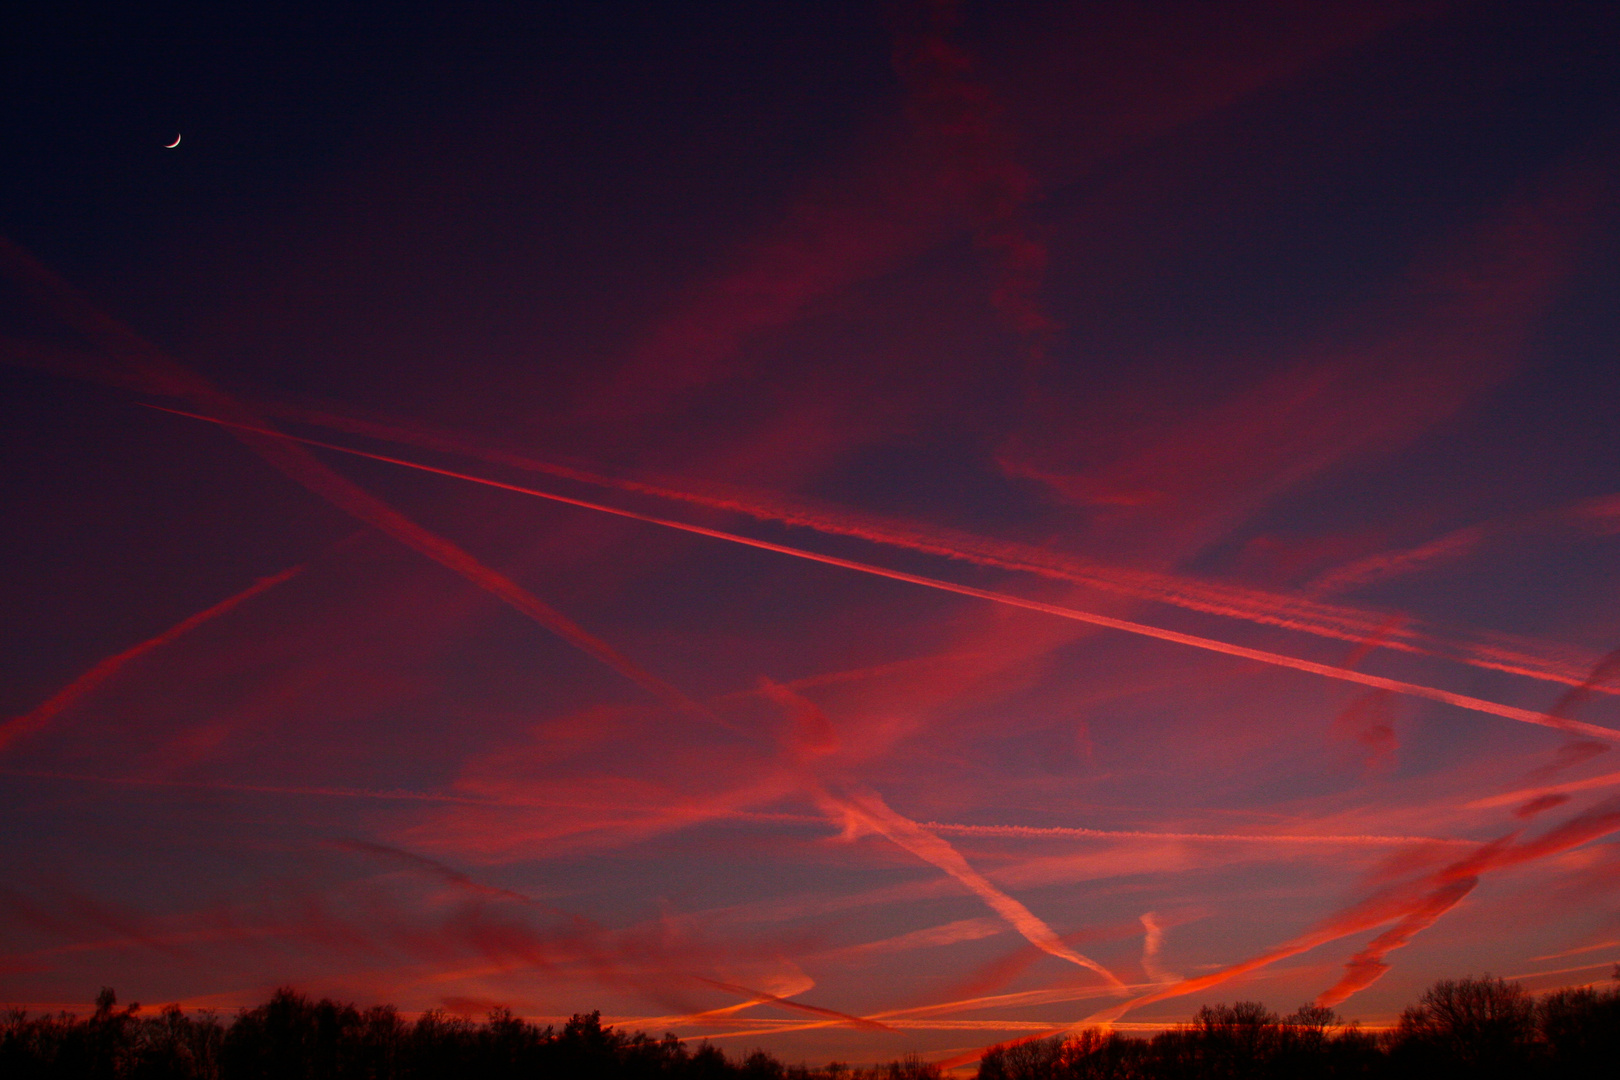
[
  {"left": 816, "top": 917, "right": 1004, "bottom": 958},
  {"left": 1082, "top": 796, "right": 1620, "bottom": 1024},
  {"left": 246, "top": 401, "right": 1609, "bottom": 695},
  {"left": 0, "top": 237, "right": 707, "bottom": 724},
  {"left": 0, "top": 767, "right": 501, "bottom": 804},
  {"left": 661, "top": 979, "right": 1146, "bottom": 1041},
  {"left": 754, "top": 677, "right": 1126, "bottom": 990},
  {"left": 1312, "top": 793, "right": 1620, "bottom": 1006},
  {"left": 1466, "top": 770, "right": 1620, "bottom": 810},
  {"left": 11, "top": 766, "right": 1465, "bottom": 849},
  {"left": 330, "top": 838, "right": 556, "bottom": 911},
  {"left": 1139, "top": 913, "right": 1179, "bottom": 985},
  {"left": 821, "top": 785, "right": 1127, "bottom": 990},
  {"left": 928, "top": 796, "right": 1620, "bottom": 1069},
  {"left": 920, "top": 821, "right": 1474, "bottom": 848},
  {"left": 1530, "top": 938, "right": 1620, "bottom": 963},
  {"left": 884, "top": 980, "right": 1146, "bottom": 1020},
  {"left": 1314, "top": 878, "right": 1477, "bottom": 1006},
  {"left": 693, "top": 977, "right": 896, "bottom": 1032},
  {"left": 0, "top": 566, "right": 304, "bottom": 753},
  {"left": 147, "top": 408, "right": 1620, "bottom": 744},
  {"left": 1539, "top": 644, "right": 1620, "bottom": 734},
  {"left": 1505, "top": 958, "right": 1620, "bottom": 981}
]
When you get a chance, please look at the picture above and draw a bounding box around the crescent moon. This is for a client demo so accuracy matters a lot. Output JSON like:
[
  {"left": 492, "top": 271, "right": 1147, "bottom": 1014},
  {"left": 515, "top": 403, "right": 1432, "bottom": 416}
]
[{"left": 164, "top": 134, "right": 181, "bottom": 149}]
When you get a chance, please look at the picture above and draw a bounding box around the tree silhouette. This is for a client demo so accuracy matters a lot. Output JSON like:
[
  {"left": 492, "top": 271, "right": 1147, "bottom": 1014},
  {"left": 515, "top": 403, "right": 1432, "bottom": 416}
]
[
  {"left": 1534, "top": 983, "right": 1620, "bottom": 1074},
  {"left": 5, "top": 972, "right": 1620, "bottom": 1078},
  {"left": 1391, "top": 975, "right": 1535, "bottom": 1079}
]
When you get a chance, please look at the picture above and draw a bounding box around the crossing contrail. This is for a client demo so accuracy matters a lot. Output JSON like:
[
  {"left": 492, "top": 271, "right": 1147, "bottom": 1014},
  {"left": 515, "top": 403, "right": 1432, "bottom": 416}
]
[
  {"left": 149, "top": 407, "right": 1620, "bottom": 745},
  {"left": 817, "top": 783, "right": 1127, "bottom": 990},
  {"left": 248, "top": 401, "right": 1610, "bottom": 695},
  {"left": 694, "top": 977, "right": 896, "bottom": 1032}
]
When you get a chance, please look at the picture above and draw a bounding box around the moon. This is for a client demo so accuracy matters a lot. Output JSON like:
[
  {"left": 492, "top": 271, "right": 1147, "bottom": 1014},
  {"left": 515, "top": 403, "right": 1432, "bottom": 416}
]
[{"left": 164, "top": 134, "right": 181, "bottom": 149}]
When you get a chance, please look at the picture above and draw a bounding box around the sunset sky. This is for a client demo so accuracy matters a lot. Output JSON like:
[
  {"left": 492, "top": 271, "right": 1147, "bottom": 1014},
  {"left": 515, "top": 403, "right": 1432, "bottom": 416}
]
[{"left": 4, "top": 0, "right": 1620, "bottom": 1067}]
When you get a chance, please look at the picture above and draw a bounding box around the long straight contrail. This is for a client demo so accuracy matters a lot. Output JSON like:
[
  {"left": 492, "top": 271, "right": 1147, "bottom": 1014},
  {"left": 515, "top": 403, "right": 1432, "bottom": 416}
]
[
  {"left": 1466, "top": 769, "right": 1620, "bottom": 810},
  {"left": 6, "top": 767, "right": 1475, "bottom": 849},
  {"left": 251, "top": 402, "right": 1610, "bottom": 695},
  {"left": 920, "top": 821, "right": 1474, "bottom": 848},
  {"left": 0, "top": 767, "right": 502, "bottom": 803},
  {"left": 0, "top": 566, "right": 304, "bottom": 753},
  {"left": 151, "top": 408, "right": 1620, "bottom": 744}
]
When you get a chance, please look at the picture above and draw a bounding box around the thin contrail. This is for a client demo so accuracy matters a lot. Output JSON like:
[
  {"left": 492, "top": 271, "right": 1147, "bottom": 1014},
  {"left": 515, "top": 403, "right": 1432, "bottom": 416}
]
[
  {"left": 250, "top": 402, "right": 1609, "bottom": 695},
  {"left": 148, "top": 408, "right": 1620, "bottom": 744},
  {"left": 654, "top": 979, "right": 1148, "bottom": 1041},
  {"left": 6, "top": 768, "right": 1472, "bottom": 849},
  {"left": 0, "top": 566, "right": 304, "bottom": 753},
  {"left": 921, "top": 821, "right": 1474, "bottom": 847},
  {"left": 1467, "top": 770, "right": 1620, "bottom": 809},
  {"left": 1504, "top": 958, "right": 1620, "bottom": 981},
  {"left": 693, "top": 977, "right": 896, "bottom": 1032},
  {"left": 330, "top": 838, "right": 557, "bottom": 911},
  {"left": 0, "top": 768, "right": 502, "bottom": 803}
]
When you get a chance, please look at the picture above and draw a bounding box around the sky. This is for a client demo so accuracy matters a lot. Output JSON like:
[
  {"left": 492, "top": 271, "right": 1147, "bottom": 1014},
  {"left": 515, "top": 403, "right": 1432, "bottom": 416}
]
[{"left": 3, "top": 0, "right": 1620, "bottom": 1067}]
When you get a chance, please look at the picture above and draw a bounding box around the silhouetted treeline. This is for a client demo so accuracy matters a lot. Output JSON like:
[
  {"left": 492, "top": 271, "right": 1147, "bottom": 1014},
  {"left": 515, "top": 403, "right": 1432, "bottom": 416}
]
[
  {"left": 978, "top": 975, "right": 1620, "bottom": 1080},
  {"left": 0, "top": 987, "right": 932, "bottom": 1080},
  {"left": 3, "top": 974, "right": 1617, "bottom": 1080}
]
